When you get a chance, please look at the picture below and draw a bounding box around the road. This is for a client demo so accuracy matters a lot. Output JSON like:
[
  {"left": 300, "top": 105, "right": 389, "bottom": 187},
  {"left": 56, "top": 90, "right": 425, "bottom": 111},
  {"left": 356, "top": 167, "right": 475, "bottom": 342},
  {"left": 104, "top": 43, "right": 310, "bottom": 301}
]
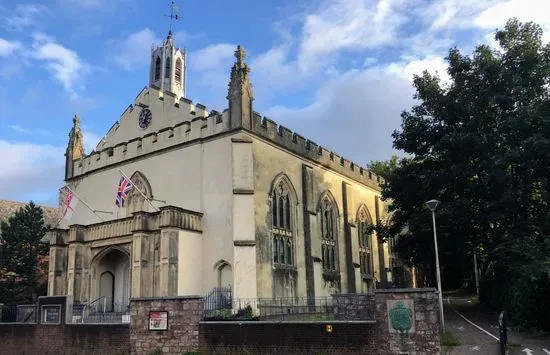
[{"left": 443, "top": 298, "right": 550, "bottom": 355}]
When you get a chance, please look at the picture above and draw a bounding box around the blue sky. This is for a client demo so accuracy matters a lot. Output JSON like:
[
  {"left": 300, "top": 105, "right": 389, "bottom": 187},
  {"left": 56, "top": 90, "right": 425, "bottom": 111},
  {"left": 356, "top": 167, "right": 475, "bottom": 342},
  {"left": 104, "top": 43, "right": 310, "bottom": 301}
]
[{"left": 0, "top": 0, "right": 547, "bottom": 206}]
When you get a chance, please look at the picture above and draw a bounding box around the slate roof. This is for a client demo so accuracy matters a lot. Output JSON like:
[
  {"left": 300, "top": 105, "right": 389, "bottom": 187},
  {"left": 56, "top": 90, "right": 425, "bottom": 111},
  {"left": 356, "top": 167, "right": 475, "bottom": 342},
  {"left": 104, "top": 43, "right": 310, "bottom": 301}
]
[{"left": 0, "top": 199, "right": 61, "bottom": 228}]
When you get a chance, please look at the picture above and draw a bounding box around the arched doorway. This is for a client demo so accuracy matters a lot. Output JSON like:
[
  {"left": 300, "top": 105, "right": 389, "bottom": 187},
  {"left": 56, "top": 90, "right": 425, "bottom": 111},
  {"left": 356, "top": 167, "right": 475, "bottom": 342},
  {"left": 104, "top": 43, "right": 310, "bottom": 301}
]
[
  {"left": 99, "top": 271, "right": 115, "bottom": 312},
  {"left": 92, "top": 247, "right": 130, "bottom": 312}
]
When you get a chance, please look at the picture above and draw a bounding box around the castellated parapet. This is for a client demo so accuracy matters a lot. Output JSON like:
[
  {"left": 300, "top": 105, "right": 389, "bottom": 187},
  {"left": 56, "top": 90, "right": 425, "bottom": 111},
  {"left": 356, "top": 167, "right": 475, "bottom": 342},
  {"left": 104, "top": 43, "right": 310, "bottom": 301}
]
[
  {"left": 70, "top": 87, "right": 383, "bottom": 191},
  {"left": 70, "top": 90, "right": 229, "bottom": 178},
  {"left": 249, "top": 113, "right": 384, "bottom": 190}
]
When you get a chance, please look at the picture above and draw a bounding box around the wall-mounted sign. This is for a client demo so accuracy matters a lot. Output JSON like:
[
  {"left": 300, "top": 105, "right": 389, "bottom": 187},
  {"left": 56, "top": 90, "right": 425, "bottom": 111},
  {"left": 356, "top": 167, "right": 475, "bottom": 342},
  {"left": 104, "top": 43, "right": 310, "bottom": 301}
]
[
  {"left": 149, "top": 311, "right": 168, "bottom": 331},
  {"left": 42, "top": 305, "right": 61, "bottom": 324}
]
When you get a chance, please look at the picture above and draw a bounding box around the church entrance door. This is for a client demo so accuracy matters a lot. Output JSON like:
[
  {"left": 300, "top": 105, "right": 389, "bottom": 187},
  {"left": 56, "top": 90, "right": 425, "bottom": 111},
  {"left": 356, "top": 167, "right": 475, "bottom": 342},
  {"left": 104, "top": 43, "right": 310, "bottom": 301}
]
[
  {"left": 99, "top": 271, "right": 115, "bottom": 312},
  {"left": 92, "top": 247, "right": 130, "bottom": 313}
]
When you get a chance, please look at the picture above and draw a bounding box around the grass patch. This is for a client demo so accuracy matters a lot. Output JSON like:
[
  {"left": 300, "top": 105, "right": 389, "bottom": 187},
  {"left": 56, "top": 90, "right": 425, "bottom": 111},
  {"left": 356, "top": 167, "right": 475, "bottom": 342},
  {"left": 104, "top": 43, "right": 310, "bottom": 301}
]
[{"left": 440, "top": 330, "right": 461, "bottom": 347}]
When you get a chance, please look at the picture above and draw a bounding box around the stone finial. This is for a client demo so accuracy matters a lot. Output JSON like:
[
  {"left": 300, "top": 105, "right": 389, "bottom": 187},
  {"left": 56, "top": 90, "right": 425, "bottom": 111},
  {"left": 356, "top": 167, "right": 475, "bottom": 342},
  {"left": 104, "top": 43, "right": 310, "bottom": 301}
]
[
  {"left": 67, "top": 114, "right": 85, "bottom": 161},
  {"left": 227, "top": 45, "right": 254, "bottom": 129},
  {"left": 65, "top": 113, "right": 85, "bottom": 180},
  {"left": 73, "top": 113, "right": 80, "bottom": 127},
  {"left": 235, "top": 45, "right": 246, "bottom": 67}
]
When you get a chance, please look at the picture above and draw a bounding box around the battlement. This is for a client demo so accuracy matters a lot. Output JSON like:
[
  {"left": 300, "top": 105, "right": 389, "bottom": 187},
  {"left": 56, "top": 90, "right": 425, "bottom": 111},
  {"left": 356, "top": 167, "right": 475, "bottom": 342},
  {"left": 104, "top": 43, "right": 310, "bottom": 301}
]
[
  {"left": 71, "top": 98, "right": 230, "bottom": 178},
  {"left": 249, "top": 113, "right": 384, "bottom": 190}
]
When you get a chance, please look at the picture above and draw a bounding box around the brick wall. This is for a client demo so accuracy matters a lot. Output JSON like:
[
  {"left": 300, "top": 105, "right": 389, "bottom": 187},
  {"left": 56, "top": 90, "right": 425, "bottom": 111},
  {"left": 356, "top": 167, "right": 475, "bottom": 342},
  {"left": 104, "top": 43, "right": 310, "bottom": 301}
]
[
  {"left": 200, "top": 322, "right": 379, "bottom": 354},
  {"left": 130, "top": 296, "right": 203, "bottom": 355},
  {"left": 0, "top": 323, "right": 129, "bottom": 355},
  {"left": 200, "top": 289, "right": 441, "bottom": 355}
]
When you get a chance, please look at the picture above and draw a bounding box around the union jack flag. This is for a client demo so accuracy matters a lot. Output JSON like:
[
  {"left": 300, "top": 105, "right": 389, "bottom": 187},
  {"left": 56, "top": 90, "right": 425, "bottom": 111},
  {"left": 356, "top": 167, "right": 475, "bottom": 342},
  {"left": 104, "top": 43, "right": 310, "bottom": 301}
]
[{"left": 116, "top": 176, "right": 133, "bottom": 207}]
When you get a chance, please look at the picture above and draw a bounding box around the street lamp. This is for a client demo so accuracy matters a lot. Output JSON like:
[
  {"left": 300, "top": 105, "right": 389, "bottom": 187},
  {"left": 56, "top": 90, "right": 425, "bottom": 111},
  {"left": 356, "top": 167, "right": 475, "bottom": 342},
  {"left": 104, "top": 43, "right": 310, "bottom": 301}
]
[{"left": 426, "top": 199, "right": 445, "bottom": 331}]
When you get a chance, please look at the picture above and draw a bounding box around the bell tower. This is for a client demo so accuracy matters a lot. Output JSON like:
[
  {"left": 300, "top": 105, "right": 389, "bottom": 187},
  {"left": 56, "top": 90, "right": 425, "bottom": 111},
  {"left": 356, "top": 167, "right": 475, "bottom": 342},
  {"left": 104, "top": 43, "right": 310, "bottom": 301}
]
[{"left": 149, "top": 2, "right": 186, "bottom": 100}]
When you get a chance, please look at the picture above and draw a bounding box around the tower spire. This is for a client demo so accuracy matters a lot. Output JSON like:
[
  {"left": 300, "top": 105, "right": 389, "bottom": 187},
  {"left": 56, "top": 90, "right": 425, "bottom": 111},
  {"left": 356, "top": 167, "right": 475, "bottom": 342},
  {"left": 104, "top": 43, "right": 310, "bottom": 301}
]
[{"left": 149, "top": 1, "right": 186, "bottom": 100}]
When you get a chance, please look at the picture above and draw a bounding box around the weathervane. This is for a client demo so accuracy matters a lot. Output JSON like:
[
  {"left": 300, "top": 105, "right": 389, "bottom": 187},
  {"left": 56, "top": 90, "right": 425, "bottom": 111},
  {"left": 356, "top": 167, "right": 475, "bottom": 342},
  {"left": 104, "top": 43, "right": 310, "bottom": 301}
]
[{"left": 165, "top": 1, "right": 180, "bottom": 32}]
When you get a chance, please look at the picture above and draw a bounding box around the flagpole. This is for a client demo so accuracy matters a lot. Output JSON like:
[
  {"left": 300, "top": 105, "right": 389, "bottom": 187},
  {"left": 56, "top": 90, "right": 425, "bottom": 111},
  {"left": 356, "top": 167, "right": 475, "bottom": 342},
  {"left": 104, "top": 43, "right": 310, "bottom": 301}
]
[
  {"left": 117, "top": 169, "right": 160, "bottom": 212},
  {"left": 65, "top": 186, "right": 105, "bottom": 222}
]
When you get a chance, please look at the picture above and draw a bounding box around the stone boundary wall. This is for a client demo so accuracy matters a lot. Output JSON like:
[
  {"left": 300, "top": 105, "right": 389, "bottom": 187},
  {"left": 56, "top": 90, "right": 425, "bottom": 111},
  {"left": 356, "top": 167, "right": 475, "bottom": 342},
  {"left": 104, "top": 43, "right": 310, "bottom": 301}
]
[
  {"left": 0, "top": 323, "right": 129, "bottom": 355},
  {"left": 374, "top": 288, "right": 441, "bottom": 354},
  {"left": 0, "top": 289, "right": 439, "bottom": 354},
  {"left": 200, "top": 288, "right": 441, "bottom": 355},
  {"left": 130, "top": 296, "right": 203, "bottom": 355}
]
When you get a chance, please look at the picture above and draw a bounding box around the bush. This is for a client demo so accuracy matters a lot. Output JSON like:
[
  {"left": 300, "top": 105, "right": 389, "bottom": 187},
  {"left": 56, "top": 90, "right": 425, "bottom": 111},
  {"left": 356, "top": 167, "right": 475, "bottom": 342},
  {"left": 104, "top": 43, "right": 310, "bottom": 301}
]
[{"left": 480, "top": 271, "right": 550, "bottom": 331}]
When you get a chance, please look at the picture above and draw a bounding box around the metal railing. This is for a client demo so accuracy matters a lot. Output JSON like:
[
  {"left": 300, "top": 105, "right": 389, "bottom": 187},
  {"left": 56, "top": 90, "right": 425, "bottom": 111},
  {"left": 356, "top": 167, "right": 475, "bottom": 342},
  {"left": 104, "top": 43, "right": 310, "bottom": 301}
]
[
  {"left": 0, "top": 304, "right": 37, "bottom": 323},
  {"left": 71, "top": 298, "right": 130, "bottom": 324},
  {"left": 204, "top": 295, "right": 338, "bottom": 322}
]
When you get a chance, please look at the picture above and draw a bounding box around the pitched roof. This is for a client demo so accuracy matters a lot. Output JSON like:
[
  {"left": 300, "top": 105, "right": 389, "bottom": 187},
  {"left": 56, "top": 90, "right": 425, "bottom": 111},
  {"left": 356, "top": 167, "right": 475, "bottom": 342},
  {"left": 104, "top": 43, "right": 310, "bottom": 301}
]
[{"left": 0, "top": 200, "right": 61, "bottom": 228}]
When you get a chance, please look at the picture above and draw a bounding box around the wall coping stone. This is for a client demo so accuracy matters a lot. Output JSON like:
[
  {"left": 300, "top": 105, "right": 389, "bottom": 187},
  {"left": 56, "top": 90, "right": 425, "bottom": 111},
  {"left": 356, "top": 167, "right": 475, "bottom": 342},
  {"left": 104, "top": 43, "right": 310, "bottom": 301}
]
[
  {"left": 200, "top": 320, "right": 377, "bottom": 325},
  {"left": 374, "top": 288, "right": 437, "bottom": 294},
  {"left": 131, "top": 296, "right": 203, "bottom": 301}
]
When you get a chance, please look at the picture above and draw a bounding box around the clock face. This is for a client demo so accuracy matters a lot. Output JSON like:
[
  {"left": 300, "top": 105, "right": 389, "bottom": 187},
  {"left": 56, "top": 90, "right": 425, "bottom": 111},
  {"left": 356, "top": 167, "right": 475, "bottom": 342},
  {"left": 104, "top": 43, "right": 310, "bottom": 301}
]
[{"left": 138, "top": 108, "right": 152, "bottom": 129}]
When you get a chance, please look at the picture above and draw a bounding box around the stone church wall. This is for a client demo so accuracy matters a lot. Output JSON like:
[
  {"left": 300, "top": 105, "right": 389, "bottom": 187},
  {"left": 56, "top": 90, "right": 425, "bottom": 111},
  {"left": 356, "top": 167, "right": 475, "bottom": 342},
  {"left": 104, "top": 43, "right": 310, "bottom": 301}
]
[
  {"left": 250, "top": 132, "right": 389, "bottom": 299},
  {"left": 60, "top": 130, "right": 241, "bottom": 297}
]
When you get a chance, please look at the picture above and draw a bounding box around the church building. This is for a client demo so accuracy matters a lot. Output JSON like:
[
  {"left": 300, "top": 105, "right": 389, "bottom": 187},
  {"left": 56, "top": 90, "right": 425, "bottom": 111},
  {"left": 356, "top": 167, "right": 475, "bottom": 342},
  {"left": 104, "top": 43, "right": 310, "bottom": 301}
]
[{"left": 46, "top": 30, "right": 391, "bottom": 311}]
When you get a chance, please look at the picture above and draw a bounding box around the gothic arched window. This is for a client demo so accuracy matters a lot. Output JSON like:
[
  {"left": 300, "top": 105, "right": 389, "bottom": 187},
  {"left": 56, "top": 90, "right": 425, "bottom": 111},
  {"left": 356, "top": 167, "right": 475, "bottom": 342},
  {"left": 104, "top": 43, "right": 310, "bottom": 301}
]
[
  {"left": 175, "top": 58, "right": 182, "bottom": 84},
  {"left": 357, "top": 205, "right": 373, "bottom": 277},
  {"left": 165, "top": 56, "right": 171, "bottom": 79},
  {"left": 126, "top": 171, "right": 153, "bottom": 214},
  {"left": 271, "top": 175, "right": 295, "bottom": 266},
  {"left": 319, "top": 192, "right": 338, "bottom": 271},
  {"left": 154, "top": 57, "right": 161, "bottom": 81}
]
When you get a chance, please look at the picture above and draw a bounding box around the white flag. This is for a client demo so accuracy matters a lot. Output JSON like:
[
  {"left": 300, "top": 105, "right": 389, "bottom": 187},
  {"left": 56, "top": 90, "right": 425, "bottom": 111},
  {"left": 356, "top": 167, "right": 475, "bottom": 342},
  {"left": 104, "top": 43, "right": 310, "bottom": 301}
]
[{"left": 61, "top": 188, "right": 78, "bottom": 221}]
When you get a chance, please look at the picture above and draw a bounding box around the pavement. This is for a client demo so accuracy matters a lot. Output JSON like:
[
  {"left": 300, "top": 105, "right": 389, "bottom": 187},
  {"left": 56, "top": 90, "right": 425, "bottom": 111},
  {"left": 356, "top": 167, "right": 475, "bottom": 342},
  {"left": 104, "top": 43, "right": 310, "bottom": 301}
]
[{"left": 442, "top": 296, "right": 550, "bottom": 355}]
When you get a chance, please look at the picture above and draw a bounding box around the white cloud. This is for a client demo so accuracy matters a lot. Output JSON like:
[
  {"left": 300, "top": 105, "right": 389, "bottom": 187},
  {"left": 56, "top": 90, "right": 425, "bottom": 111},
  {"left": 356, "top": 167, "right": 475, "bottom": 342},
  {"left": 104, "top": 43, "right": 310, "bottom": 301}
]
[
  {"left": 0, "top": 38, "right": 21, "bottom": 56},
  {"left": 67, "top": 0, "right": 105, "bottom": 8},
  {"left": 82, "top": 130, "right": 104, "bottom": 153},
  {"left": 264, "top": 63, "right": 418, "bottom": 163},
  {"left": 298, "top": 0, "right": 410, "bottom": 71},
  {"left": 4, "top": 4, "right": 49, "bottom": 31},
  {"left": 190, "top": 43, "right": 236, "bottom": 71},
  {"left": 10, "top": 125, "right": 32, "bottom": 134},
  {"left": 0, "top": 140, "right": 64, "bottom": 203},
  {"left": 31, "top": 32, "right": 89, "bottom": 99},
  {"left": 110, "top": 28, "right": 159, "bottom": 71},
  {"left": 386, "top": 55, "right": 450, "bottom": 84},
  {"left": 9, "top": 124, "right": 55, "bottom": 137}
]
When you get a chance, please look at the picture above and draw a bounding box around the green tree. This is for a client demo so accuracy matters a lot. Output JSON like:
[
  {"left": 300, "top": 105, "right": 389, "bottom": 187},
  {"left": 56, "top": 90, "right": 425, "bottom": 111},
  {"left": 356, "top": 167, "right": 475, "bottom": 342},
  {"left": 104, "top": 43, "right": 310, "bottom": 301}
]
[
  {"left": 0, "top": 202, "right": 49, "bottom": 304},
  {"left": 383, "top": 18, "right": 550, "bottom": 329},
  {"left": 368, "top": 155, "right": 399, "bottom": 181}
]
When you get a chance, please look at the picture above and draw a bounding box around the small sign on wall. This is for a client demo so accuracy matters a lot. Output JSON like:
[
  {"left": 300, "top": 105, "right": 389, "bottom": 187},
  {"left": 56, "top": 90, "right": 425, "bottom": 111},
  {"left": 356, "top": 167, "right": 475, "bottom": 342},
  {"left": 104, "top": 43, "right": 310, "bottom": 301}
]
[
  {"left": 149, "top": 311, "right": 168, "bottom": 331},
  {"left": 42, "top": 305, "right": 61, "bottom": 324}
]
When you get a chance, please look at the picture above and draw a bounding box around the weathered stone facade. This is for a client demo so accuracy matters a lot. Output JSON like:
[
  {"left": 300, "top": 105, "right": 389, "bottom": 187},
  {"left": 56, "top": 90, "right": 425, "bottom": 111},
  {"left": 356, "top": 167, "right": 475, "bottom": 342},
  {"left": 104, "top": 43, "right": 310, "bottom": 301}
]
[
  {"left": 47, "top": 30, "right": 391, "bottom": 308},
  {"left": 130, "top": 296, "right": 203, "bottom": 355}
]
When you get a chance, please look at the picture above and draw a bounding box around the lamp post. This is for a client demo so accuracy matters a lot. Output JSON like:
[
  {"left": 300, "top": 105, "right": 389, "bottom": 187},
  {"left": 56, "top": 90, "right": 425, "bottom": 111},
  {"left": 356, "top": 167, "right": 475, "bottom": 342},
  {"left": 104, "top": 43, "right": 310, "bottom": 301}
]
[{"left": 426, "top": 199, "right": 445, "bottom": 332}]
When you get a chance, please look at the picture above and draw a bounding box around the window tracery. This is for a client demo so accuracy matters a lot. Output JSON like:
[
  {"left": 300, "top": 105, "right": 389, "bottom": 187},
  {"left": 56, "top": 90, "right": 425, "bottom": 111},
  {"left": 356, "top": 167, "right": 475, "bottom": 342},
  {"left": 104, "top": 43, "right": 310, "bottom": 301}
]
[
  {"left": 319, "top": 193, "right": 338, "bottom": 272},
  {"left": 126, "top": 171, "right": 153, "bottom": 214},
  {"left": 358, "top": 205, "right": 373, "bottom": 277},
  {"left": 271, "top": 178, "right": 294, "bottom": 266}
]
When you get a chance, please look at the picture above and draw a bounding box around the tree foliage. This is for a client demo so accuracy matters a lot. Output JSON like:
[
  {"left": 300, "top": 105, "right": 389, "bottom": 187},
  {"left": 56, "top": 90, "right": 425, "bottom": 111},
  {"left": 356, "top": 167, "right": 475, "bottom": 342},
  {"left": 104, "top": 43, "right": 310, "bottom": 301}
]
[
  {"left": 380, "top": 19, "right": 550, "bottom": 329},
  {"left": 0, "top": 202, "right": 49, "bottom": 305}
]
